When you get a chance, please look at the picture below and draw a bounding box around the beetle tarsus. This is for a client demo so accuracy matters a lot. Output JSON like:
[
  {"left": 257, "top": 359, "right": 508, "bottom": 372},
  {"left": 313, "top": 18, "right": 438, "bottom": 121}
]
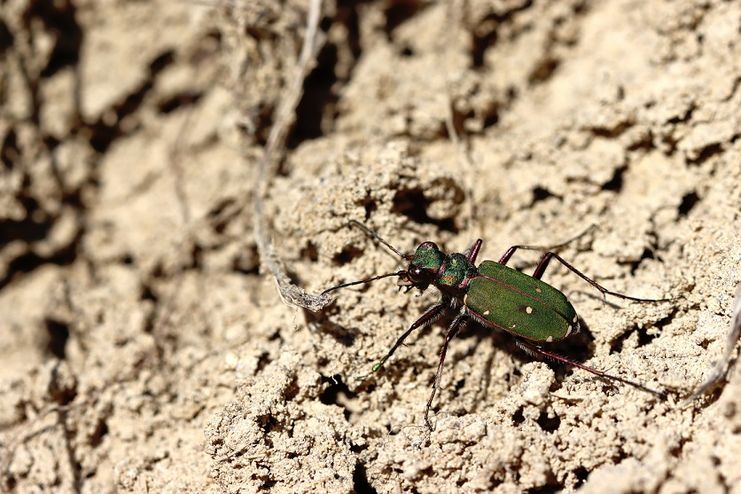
[{"left": 356, "top": 361, "right": 384, "bottom": 382}]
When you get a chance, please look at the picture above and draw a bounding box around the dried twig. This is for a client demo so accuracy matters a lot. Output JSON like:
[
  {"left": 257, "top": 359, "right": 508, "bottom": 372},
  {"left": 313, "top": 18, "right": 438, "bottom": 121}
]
[
  {"left": 684, "top": 283, "right": 741, "bottom": 403},
  {"left": 253, "top": 0, "right": 331, "bottom": 312},
  {"left": 440, "top": 0, "right": 478, "bottom": 235},
  {"left": 168, "top": 108, "right": 196, "bottom": 225}
]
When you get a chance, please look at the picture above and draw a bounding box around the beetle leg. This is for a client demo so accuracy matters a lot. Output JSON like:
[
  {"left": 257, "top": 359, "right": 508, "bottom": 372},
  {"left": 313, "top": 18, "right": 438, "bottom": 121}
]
[
  {"left": 467, "top": 239, "right": 484, "bottom": 263},
  {"left": 498, "top": 245, "right": 519, "bottom": 266},
  {"left": 531, "top": 252, "right": 670, "bottom": 302},
  {"left": 498, "top": 224, "right": 597, "bottom": 265},
  {"left": 360, "top": 303, "right": 447, "bottom": 379},
  {"left": 424, "top": 314, "right": 467, "bottom": 430},
  {"left": 515, "top": 338, "right": 666, "bottom": 398}
]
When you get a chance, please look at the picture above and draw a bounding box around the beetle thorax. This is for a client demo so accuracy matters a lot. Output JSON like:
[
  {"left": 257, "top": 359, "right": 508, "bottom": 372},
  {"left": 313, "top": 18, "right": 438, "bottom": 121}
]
[{"left": 435, "top": 253, "right": 478, "bottom": 297}]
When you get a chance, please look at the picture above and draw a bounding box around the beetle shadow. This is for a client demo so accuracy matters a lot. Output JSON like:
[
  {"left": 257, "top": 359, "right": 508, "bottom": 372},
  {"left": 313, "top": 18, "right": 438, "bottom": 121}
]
[
  {"left": 303, "top": 307, "right": 361, "bottom": 347},
  {"left": 541, "top": 315, "right": 596, "bottom": 364},
  {"left": 458, "top": 315, "right": 597, "bottom": 408},
  {"left": 304, "top": 302, "right": 456, "bottom": 389}
]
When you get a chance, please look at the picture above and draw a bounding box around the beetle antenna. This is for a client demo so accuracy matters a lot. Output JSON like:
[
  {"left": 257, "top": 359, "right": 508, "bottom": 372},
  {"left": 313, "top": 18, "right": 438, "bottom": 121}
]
[
  {"left": 347, "top": 220, "right": 408, "bottom": 259},
  {"left": 321, "top": 270, "right": 407, "bottom": 295}
]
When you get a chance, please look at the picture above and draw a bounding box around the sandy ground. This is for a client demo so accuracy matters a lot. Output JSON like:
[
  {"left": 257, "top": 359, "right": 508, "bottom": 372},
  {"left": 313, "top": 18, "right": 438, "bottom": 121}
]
[{"left": 1, "top": 0, "right": 740, "bottom": 492}]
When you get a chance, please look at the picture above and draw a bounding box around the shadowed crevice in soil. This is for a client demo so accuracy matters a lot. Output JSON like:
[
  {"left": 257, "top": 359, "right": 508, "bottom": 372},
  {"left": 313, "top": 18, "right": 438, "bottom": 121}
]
[
  {"left": 45, "top": 319, "right": 70, "bottom": 360},
  {"left": 526, "top": 479, "right": 565, "bottom": 494},
  {"left": 0, "top": 18, "right": 12, "bottom": 55},
  {"left": 87, "top": 49, "right": 175, "bottom": 153},
  {"left": 392, "top": 187, "right": 458, "bottom": 233},
  {"left": 287, "top": 42, "right": 340, "bottom": 148},
  {"left": 677, "top": 191, "right": 700, "bottom": 218},
  {"left": 32, "top": 0, "right": 83, "bottom": 78},
  {"left": 383, "top": 0, "right": 428, "bottom": 38},
  {"left": 589, "top": 121, "right": 634, "bottom": 139},
  {"left": 0, "top": 222, "right": 82, "bottom": 290},
  {"left": 470, "top": 0, "right": 534, "bottom": 68},
  {"left": 609, "top": 306, "right": 678, "bottom": 354},
  {"left": 573, "top": 466, "right": 590, "bottom": 488},
  {"left": 320, "top": 374, "right": 356, "bottom": 420},
  {"left": 287, "top": 1, "right": 366, "bottom": 150},
  {"left": 687, "top": 143, "right": 724, "bottom": 165},
  {"left": 158, "top": 90, "right": 204, "bottom": 114},
  {"left": 353, "top": 462, "right": 378, "bottom": 494},
  {"left": 528, "top": 56, "right": 561, "bottom": 85},
  {"left": 602, "top": 165, "right": 627, "bottom": 192},
  {"left": 7, "top": 0, "right": 84, "bottom": 129},
  {"left": 626, "top": 245, "right": 659, "bottom": 275},
  {"left": 0, "top": 193, "right": 53, "bottom": 243},
  {"left": 531, "top": 185, "right": 560, "bottom": 205},
  {"left": 337, "top": 0, "right": 364, "bottom": 59},
  {"left": 537, "top": 410, "right": 561, "bottom": 432}
]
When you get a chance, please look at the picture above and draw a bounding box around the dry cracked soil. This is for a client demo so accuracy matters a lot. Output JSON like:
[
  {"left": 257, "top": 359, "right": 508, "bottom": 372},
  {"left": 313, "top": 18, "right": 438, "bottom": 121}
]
[{"left": 1, "top": 0, "right": 740, "bottom": 493}]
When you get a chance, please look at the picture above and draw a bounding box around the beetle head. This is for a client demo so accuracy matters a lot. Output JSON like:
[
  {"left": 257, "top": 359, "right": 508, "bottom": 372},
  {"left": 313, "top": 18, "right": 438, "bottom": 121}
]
[{"left": 399, "top": 241, "right": 444, "bottom": 291}]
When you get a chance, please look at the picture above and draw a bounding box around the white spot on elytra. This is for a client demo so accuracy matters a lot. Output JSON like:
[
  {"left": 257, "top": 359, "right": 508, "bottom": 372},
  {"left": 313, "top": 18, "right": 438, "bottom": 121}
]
[
  {"left": 535, "top": 288, "right": 542, "bottom": 293},
  {"left": 565, "top": 325, "right": 572, "bottom": 337},
  {"left": 483, "top": 310, "right": 490, "bottom": 316},
  {"left": 572, "top": 315, "right": 578, "bottom": 323},
  {"left": 511, "top": 324, "right": 516, "bottom": 329},
  {"left": 546, "top": 336, "right": 553, "bottom": 342},
  {"left": 525, "top": 306, "right": 533, "bottom": 314}
]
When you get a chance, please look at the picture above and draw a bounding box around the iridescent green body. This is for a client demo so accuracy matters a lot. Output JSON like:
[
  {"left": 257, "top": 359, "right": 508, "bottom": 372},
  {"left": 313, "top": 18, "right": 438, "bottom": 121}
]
[
  {"left": 324, "top": 221, "right": 668, "bottom": 429},
  {"left": 413, "top": 244, "right": 577, "bottom": 342},
  {"left": 465, "top": 261, "right": 578, "bottom": 342}
]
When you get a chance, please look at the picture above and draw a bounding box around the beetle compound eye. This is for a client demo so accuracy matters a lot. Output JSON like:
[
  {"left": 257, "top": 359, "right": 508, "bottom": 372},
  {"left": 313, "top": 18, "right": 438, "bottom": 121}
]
[{"left": 407, "top": 265, "right": 434, "bottom": 287}]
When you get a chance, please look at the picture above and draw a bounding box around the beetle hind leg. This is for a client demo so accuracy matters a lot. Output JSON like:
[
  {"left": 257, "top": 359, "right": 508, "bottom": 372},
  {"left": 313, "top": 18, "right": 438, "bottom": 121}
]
[
  {"left": 515, "top": 338, "right": 666, "bottom": 399},
  {"left": 531, "top": 251, "right": 670, "bottom": 303},
  {"left": 498, "top": 224, "right": 596, "bottom": 265}
]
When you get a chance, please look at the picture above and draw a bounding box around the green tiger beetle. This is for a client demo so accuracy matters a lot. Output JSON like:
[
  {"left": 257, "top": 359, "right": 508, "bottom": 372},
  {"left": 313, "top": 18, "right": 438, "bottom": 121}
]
[{"left": 322, "top": 221, "right": 669, "bottom": 429}]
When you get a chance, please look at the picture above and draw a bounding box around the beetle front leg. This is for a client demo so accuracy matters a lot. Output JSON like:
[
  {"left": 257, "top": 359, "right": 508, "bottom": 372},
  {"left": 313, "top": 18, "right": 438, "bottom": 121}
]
[
  {"left": 424, "top": 314, "right": 467, "bottom": 430},
  {"left": 360, "top": 303, "right": 447, "bottom": 380}
]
